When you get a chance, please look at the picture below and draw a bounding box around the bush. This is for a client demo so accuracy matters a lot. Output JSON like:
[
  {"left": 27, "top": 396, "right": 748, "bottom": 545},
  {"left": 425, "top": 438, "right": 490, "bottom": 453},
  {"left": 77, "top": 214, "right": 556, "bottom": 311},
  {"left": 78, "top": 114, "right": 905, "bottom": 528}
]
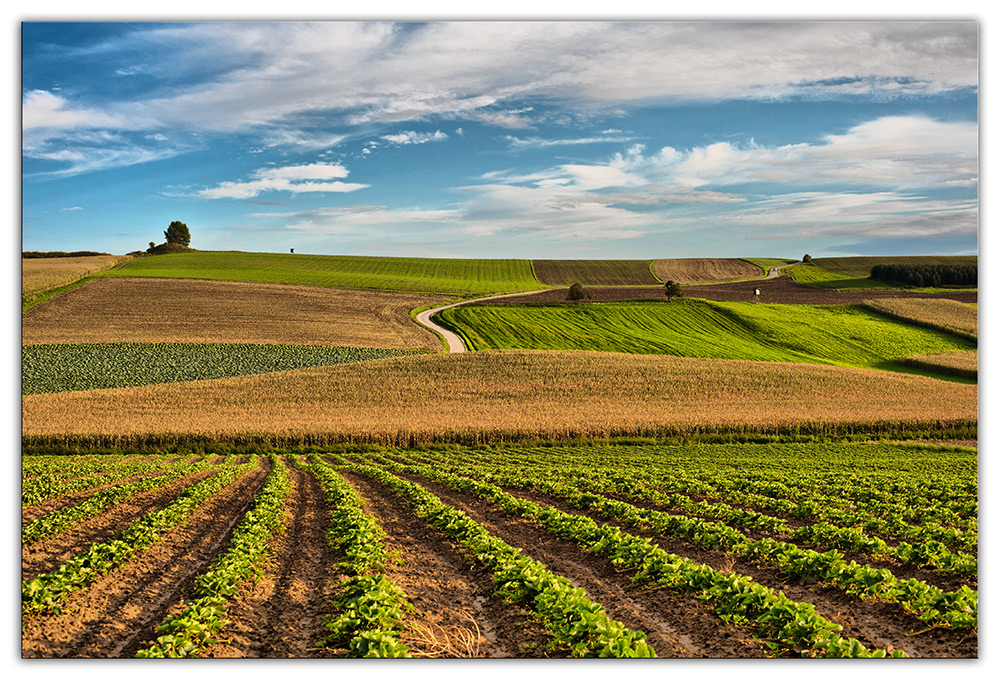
[{"left": 568, "top": 283, "right": 585, "bottom": 301}]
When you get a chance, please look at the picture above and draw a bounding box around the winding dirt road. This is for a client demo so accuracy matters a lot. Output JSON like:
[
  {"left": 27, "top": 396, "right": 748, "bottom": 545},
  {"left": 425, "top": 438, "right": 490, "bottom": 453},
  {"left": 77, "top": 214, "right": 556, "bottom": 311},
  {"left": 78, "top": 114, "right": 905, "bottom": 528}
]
[{"left": 415, "top": 289, "right": 549, "bottom": 353}]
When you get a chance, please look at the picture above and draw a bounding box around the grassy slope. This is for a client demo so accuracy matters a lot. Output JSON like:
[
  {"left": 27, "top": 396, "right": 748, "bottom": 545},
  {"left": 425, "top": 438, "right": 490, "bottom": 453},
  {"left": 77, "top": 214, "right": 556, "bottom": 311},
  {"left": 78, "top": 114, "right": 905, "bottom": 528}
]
[
  {"left": 530, "top": 259, "right": 660, "bottom": 286},
  {"left": 436, "top": 299, "right": 975, "bottom": 374},
  {"left": 785, "top": 256, "right": 978, "bottom": 291},
  {"left": 740, "top": 258, "right": 798, "bottom": 273},
  {"left": 103, "top": 251, "right": 542, "bottom": 297}
]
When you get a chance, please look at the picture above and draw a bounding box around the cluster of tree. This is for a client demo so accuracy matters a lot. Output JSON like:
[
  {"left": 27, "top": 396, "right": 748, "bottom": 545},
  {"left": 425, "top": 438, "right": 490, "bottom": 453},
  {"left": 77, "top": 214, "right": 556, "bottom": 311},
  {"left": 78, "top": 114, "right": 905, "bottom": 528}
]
[
  {"left": 869, "top": 263, "right": 977, "bottom": 287},
  {"left": 23, "top": 251, "right": 112, "bottom": 258},
  {"left": 145, "top": 221, "right": 193, "bottom": 254}
]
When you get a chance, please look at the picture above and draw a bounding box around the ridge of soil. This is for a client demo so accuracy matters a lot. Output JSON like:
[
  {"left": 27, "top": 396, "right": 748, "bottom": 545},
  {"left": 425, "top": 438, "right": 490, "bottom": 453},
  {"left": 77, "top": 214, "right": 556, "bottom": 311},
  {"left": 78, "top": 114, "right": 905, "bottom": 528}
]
[
  {"left": 339, "top": 468, "right": 553, "bottom": 657},
  {"left": 497, "top": 482, "right": 977, "bottom": 659},
  {"left": 21, "top": 468, "right": 221, "bottom": 581},
  {"left": 393, "top": 471, "right": 770, "bottom": 658},
  {"left": 21, "top": 461, "right": 267, "bottom": 658}
]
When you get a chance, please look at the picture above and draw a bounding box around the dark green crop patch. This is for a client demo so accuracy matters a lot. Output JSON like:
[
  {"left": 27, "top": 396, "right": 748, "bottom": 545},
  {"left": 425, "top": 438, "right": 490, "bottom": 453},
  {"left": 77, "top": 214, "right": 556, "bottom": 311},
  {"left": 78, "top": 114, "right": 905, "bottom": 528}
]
[{"left": 22, "top": 342, "right": 420, "bottom": 394}]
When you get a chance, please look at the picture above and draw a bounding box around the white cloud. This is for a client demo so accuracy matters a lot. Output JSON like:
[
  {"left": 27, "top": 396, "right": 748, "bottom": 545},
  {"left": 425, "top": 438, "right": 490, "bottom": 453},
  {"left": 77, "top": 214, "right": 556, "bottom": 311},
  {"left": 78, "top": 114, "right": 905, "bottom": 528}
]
[
  {"left": 379, "top": 130, "right": 449, "bottom": 145},
  {"left": 504, "top": 134, "right": 636, "bottom": 149},
  {"left": 197, "top": 162, "right": 367, "bottom": 199}
]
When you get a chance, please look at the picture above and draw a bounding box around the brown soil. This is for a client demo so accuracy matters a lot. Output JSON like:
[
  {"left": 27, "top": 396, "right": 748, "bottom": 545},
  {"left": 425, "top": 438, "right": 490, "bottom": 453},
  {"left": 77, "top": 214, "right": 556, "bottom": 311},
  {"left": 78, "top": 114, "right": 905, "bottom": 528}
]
[
  {"left": 22, "top": 468, "right": 221, "bottom": 581},
  {"left": 392, "top": 471, "right": 771, "bottom": 658},
  {"left": 198, "top": 461, "right": 344, "bottom": 657},
  {"left": 497, "top": 483, "right": 977, "bottom": 659},
  {"left": 21, "top": 461, "right": 267, "bottom": 658},
  {"left": 481, "top": 277, "right": 977, "bottom": 306},
  {"left": 22, "top": 276, "right": 449, "bottom": 350},
  {"left": 339, "top": 468, "right": 553, "bottom": 657}
]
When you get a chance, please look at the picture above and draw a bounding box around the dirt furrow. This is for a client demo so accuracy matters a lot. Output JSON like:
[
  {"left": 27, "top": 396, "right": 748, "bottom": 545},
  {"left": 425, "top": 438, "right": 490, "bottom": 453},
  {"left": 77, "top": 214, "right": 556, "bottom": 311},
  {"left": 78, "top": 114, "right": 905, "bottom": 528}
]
[
  {"left": 200, "top": 462, "right": 343, "bottom": 658},
  {"left": 340, "top": 469, "right": 552, "bottom": 658},
  {"left": 503, "top": 484, "right": 977, "bottom": 659},
  {"left": 21, "top": 461, "right": 267, "bottom": 658},
  {"left": 21, "top": 468, "right": 222, "bottom": 581},
  {"left": 396, "top": 471, "right": 768, "bottom": 658},
  {"left": 22, "top": 470, "right": 167, "bottom": 523}
]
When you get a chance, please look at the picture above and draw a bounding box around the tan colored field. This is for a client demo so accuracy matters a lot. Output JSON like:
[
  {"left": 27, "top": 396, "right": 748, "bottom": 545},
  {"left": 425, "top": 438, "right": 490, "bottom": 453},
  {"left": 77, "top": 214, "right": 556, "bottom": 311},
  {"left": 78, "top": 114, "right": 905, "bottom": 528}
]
[
  {"left": 903, "top": 350, "right": 977, "bottom": 378},
  {"left": 21, "top": 350, "right": 977, "bottom": 443},
  {"left": 21, "top": 277, "right": 451, "bottom": 350},
  {"left": 651, "top": 258, "right": 763, "bottom": 283},
  {"left": 862, "top": 298, "right": 978, "bottom": 340},
  {"left": 22, "top": 255, "right": 130, "bottom": 295}
]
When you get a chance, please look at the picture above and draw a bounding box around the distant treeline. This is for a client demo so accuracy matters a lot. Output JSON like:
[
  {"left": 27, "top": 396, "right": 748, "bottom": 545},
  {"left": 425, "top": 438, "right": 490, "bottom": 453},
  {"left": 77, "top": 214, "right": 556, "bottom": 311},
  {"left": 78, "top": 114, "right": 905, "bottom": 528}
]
[
  {"left": 23, "top": 251, "right": 112, "bottom": 259},
  {"left": 869, "top": 263, "right": 977, "bottom": 287}
]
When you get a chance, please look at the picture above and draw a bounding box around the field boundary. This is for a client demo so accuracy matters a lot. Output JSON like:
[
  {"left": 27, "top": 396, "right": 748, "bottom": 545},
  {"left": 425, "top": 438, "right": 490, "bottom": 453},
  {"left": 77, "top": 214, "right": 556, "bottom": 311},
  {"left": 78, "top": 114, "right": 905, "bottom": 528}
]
[{"left": 20, "top": 418, "right": 978, "bottom": 451}]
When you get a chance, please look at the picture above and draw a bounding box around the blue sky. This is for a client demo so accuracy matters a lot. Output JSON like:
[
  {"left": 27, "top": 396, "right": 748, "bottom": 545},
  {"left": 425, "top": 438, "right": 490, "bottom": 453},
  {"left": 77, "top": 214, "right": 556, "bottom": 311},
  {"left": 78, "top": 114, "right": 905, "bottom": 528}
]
[{"left": 21, "top": 20, "right": 979, "bottom": 259}]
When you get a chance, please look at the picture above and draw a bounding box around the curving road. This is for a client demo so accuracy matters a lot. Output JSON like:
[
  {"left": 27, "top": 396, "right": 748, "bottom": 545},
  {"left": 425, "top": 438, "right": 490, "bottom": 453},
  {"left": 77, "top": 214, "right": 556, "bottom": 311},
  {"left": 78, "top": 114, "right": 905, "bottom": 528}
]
[{"left": 415, "top": 289, "right": 550, "bottom": 353}]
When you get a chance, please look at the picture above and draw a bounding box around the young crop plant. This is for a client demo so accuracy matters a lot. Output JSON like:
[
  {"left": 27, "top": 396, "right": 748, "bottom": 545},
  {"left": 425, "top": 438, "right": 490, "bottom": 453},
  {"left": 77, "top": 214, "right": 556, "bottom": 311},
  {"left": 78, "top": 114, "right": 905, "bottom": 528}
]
[
  {"left": 23, "top": 458, "right": 257, "bottom": 618},
  {"left": 293, "top": 455, "right": 412, "bottom": 658},
  {"left": 345, "top": 460, "right": 656, "bottom": 658},
  {"left": 136, "top": 454, "right": 290, "bottom": 657},
  {"left": 376, "top": 457, "right": 904, "bottom": 657}
]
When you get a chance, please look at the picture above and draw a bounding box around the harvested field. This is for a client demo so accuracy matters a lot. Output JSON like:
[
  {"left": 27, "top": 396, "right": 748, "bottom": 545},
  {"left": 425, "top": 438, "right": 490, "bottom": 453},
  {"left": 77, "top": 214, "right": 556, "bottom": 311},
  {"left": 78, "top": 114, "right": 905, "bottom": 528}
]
[
  {"left": 483, "top": 277, "right": 978, "bottom": 305},
  {"left": 22, "top": 255, "right": 129, "bottom": 296},
  {"left": 530, "top": 259, "right": 659, "bottom": 286},
  {"left": 650, "top": 258, "right": 764, "bottom": 283},
  {"left": 22, "top": 277, "right": 448, "bottom": 350},
  {"left": 21, "top": 351, "right": 977, "bottom": 444},
  {"left": 861, "top": 298, "right": 978, "bottom": 341}
]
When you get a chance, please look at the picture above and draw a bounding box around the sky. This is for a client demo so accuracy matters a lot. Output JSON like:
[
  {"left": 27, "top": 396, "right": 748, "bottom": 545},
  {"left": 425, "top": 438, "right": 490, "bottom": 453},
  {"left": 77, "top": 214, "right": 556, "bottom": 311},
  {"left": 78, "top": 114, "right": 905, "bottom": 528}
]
[{"left": 21, "top": 20, "right": 980, "bottom": 259}]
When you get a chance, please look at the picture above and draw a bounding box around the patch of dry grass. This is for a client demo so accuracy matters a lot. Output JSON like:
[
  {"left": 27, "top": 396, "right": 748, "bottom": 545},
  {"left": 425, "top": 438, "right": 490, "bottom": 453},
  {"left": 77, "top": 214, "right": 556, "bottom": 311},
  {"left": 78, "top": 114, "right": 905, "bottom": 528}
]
[
  {"left": 861, "top": 298, "right": 978, "bottom": 341},
  {"left": 21, "top": 277, "right": 451, "bottom": 350},
  {"left": 22, "top": 255, "right": 129, "bottom": 296},
  {"left": 21, "top": 350, "right": 977, "bottom": 443},
  {"left": 651, "top": 258, "right": 763, "bottom": 283}
]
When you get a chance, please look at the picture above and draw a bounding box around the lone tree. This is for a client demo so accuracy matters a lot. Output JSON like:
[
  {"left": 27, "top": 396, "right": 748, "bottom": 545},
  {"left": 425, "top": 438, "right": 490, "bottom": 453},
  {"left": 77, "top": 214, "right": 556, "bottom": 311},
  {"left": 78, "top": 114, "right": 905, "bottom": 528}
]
[
  {"left": 802, "top": 254, "right": 812, "bottom": 262},
  {"left": 664, "top": 280, "right": 683, "bottom": 301},
  {"left": 567, "top": 282, "right": 585, "bottom": 301},
  {"left": 164, "top": 220, "right": 191, "bottom": 246}
]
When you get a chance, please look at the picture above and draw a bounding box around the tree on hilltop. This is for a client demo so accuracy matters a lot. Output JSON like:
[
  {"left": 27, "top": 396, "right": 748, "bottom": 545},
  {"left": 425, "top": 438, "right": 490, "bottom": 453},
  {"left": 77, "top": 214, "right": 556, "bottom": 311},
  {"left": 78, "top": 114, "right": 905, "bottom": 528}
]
[{"left": 164, "top": 221, "right": 191, "bottom": 246}]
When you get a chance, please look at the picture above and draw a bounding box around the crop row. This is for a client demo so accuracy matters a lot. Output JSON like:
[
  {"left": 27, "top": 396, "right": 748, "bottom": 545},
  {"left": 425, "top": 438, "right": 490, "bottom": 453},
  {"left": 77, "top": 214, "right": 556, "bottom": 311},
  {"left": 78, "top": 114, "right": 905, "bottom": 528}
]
[
  {"left": 22, "top": 456, "right": 256, "bottom": 617},
  {"left": 395, "top": 453, "right": 975, "bottom": 631},
  {"left": 362, "top": 454, "right": 899, "bottom": 657},
  {"left": 137, "top": 454, "right": 290, "bottom": 657},
  {"left": 294, "top": 454, "right": 413, "bottom": 658},
  {"left": 428, "top": 448, "right": 977, "bottom": 574},
  {"left": 328, "top": 456, "right": 658, "bottom": 657},
  {"left": 23, "top": 456, "right": 221, "bottom": 545}
]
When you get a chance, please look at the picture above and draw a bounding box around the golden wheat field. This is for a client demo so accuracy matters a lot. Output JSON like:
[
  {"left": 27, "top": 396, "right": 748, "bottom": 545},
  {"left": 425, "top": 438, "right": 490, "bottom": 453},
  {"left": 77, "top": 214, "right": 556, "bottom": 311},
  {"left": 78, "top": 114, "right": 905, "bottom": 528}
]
[
  {"left": 650, "top": 258, "right": 763, "bottom": 283},
  {"left": 21, "top": 350, "right": 977, "bottom": 443},
  {"left": 902, "top": 349, "right": 978, "bottom": 378},
  {"left": 861, "top": 298, "right": 978, "bottom": 340},
  {"left": 21, "top": 277, "right": 451, "bottom": 350},
  {"left": 21, "top": 255, "right": 130, "bottom": 296}
]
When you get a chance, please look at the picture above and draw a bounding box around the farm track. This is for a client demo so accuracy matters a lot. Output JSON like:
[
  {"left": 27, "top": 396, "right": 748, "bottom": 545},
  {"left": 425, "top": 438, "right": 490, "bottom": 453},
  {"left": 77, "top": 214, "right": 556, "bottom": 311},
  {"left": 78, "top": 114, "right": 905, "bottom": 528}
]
[
  {"left": 393, "top": 471, "right": 770, "bottom": 658},
  {"left": 198, "top": 462, "right": 342, "bottom": 657},
  {"left": 499, "top": 484, "right": 976, "bottom": 658},
  {"left": 21, "top": 462, "right": 267, "bottom": 658},
  {"left": 338, "top": 468, "right": 552, "bottom": 657},
  {"left": 21, "top": 468, "right": 221, "bottom": 581}
]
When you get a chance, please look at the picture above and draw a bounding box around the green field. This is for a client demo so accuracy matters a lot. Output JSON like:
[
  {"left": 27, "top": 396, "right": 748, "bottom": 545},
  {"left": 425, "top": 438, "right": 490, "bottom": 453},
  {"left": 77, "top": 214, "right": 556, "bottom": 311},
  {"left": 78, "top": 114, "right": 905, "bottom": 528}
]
[
  {"left": 22, "top": 342, "right": 419, "bottom": 394},
  {"left": 436, "top": 299, "right": 975, "bottom": 374},
  {"left": 104, "top": 251, "right": 543, "bottom": 297},
  {"left": 530, "top": 259, "right": 660, "bottom": 286},
  {"left": 785, "top": 256, "right": 979, "bottom": 291},
  {"left": 741, "top": 257, "right": 798, "bottom": 273}
]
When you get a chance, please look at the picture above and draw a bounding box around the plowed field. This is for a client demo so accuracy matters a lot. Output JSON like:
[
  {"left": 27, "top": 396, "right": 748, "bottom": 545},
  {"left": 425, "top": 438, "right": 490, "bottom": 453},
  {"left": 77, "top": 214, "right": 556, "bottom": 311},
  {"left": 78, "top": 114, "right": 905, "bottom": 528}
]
[{"left": 21, "top": 443, "right": 977, "bottom": 658}]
